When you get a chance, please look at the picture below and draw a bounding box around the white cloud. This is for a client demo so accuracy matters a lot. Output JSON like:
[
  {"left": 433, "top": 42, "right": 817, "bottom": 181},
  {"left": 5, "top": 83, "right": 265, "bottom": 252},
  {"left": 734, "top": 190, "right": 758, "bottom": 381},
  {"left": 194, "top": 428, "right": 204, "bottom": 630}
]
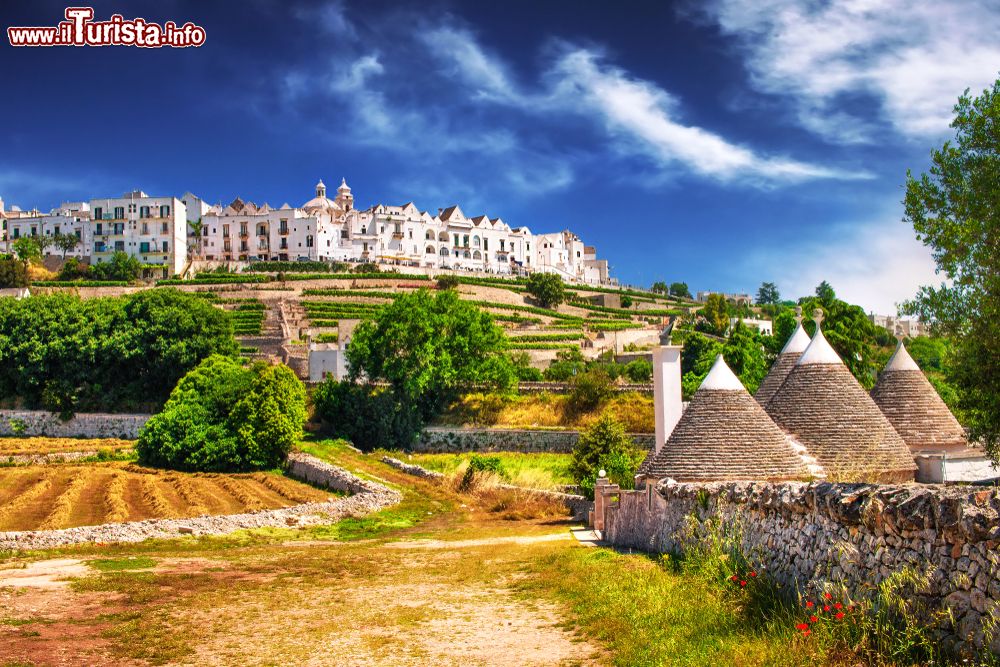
[
  {"left": 421, "top": 27, "right": 868, "bottom": 185},
  {"left": 696, "top": 0, "right": 1000, "bottom": 142},
  {"left": 747, "top": 213, "right": 941, "bottom": 313}
]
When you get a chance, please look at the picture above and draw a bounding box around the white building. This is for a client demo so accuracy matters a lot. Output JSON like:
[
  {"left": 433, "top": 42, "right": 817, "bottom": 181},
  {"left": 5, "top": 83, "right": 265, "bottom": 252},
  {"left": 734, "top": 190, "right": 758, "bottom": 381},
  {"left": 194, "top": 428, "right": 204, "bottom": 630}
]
[
  {"left": 731, "top": 317, "right": 773, "bottom": 336},
  {"left": 89, "top": 191, "right": 187, "bottom": 276},
  {"left": 5, "top": 202, "right": 92, "bottom": 259}
]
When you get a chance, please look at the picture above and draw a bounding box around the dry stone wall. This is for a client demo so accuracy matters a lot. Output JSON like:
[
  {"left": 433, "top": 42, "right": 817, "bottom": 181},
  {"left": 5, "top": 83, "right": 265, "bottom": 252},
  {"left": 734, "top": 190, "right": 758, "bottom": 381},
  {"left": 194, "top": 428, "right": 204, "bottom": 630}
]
[
  {"left": 416, "top": 427, "right": 654, "bottom": 454},
  {"left": 0, "top": 410, "right": 150, "bottom": 439},
  {"left": 603, "top": 480, "right": 1000, "bottom": 655}
]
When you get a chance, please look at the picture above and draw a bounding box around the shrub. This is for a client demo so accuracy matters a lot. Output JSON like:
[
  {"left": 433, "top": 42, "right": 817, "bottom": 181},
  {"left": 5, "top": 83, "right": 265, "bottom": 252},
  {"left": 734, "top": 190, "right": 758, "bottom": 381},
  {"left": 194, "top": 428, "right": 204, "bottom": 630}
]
[
  {"left": 435, "top": 274, "right": 460, "bottom": 290},
  {"left": 0, "top": 255, "right": 28, "bottom": 288},
  {"left": 567, "top": 368, "right": 614, "bottom": 414},
  {"left": 460, "top": 453, "right": 507, "bottom": 490},
  {"left": 511, "top": 352, "right": 543, "bottom": 381},
  {"left": 136, "top": 356, "right": 305, "bottom": 471},
  {"left": 624, "top": 359, "right": 653, "bottom": 383},
  {"left": 526, "top": 272, "right": 566, "bottom": 309},
  {"left": 571, "top": 414, "right": 637, "bottom": 499},
  {"left": 312, "top": 380, "right": 423, "bottom": 452}
]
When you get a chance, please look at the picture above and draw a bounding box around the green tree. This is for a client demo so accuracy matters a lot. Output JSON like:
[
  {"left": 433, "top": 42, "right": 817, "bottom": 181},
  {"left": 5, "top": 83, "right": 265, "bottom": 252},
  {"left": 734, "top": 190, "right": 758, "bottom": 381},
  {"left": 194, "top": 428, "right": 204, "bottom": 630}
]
[
  {"left": 12, "top": 237, "right": 41, "bottom": 263},
  {"left": 543, "top": 346, "right": 586, "bottom": 381},
  {"left": 0, "top": 255, "right": 28, "bottom": 288},
  {"left": 188, "top": 218, "right": 205, "bottom": 258},
  {"left": 347, "top": 289, "right": 515, "bottom": 420},
  {"left": 53, "top": 233, "right": 80, "bottom": 259},
  {"left": 902, "top": 79, "right": 1000, "bottom": 456},
  {"left": 722, "top": 322, "right": 768, "bottom": 394},
  {"left": 814, "top": 280, "right": 836, "bottom": 302},
  {"left": 623, "top": 359, "right": 653, "bottom": 383},
  {"left": 620, "top": 294, "right": 634, "bottom": 309},
  {"left": 699, "top": 293, "right": 730, "bottom": 336},
  {"left": 669, "top": 282, "right": 692, "bottom": 299},
  {"left": 798, "top": 297, "right": 885, "bottom": 388},
  {"left": 756, "top": 282, "right": 780, "bottom": 305},
  {"left": 650, "top": 281, "right": 668, "bottom": 294},
  {"left": 526, "top": 272, "right": 566, "bottom": 309},
  {"left": 567, "top": 368, "right": 614, "bottom": 414},
  {"left": 570, "top": 413, "right": 638, "bottom": 499},
  {"left": 91, "top": 251, "right": 140, "bottom": 282},
  {"left": 136, "top": 356, "right": 305, "bottom": 471}
]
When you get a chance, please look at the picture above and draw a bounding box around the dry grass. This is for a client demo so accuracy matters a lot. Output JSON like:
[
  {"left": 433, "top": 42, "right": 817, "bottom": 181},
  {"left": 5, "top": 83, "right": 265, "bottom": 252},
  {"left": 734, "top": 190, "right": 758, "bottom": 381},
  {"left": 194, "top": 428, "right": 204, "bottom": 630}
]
[
  {"left": 0, "top": 437, "right": 134, "bottom": 456},
  {"left": 437, "top": 391, "right": 654, "bottom": 432},
  {"left": 0, "top": 462, "right": 330, "bottom": 531}
]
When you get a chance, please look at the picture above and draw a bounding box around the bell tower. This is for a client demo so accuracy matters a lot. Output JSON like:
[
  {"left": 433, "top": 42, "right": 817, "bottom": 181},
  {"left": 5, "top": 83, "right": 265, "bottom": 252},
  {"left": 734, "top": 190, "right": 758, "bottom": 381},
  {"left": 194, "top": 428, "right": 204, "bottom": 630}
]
[{"left": 336, "top": 178, "right": 353, "bottom": 211}]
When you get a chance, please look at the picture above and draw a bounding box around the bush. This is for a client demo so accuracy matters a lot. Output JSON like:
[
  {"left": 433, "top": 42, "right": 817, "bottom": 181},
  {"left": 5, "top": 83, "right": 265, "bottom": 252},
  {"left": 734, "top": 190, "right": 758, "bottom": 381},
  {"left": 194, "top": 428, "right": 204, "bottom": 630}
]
[
  {"left": 0, "top": 289, "right": 238, "bottom": 414},
  {"left": 526, "top": 272, "right": 566, "bottom": 309},
  {"left": 312, "top": 380, "right": 423, "bottom": 452},
  {"left": 570, "top": 414, "right": 637, "bottom": 499},
  {"left": 623, "top": 359, "right": 653, "bottom": 383},
  {"left": 511, "top": 352, "right": 543, "bottom": 381},
  {"left": 0, "top": 255, "right": 28, "bottom": 288},
  {"left": 436, "top": 274, "right": 460, "bottom": 290},
  {"left": 460, "top": 453, "right": 507, "bottom": 490},
  {"left": 136, "top": 356, "right": 305, "bottom": 471},
  {"left": 567, "top": 368, "right": 614, "bottom": 414}
]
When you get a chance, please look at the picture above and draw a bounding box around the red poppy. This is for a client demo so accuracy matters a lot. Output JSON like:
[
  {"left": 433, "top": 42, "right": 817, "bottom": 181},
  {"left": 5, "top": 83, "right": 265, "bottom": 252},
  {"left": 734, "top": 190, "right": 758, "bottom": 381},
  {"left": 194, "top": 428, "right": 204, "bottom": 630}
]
[
  {"left": 834, "top": 602, "right": 843, "bottom": 610},
  {"left": 730, "top": 575, "right": 738, "bottom": 581},
  {"left": 740, "top": 581, "right": 747, "bottom": 587},
  {"left": 823, "top": 605, "right": 831, "bottom": 612},
  {"left": 801, "top": 629, "right": 811, "bottom": 637},
  {"left": 824, "top": 592, "right": 833, "bottom": 600},
  {"left": 835, "top": 612, "right": 845, "bottom": 620},
  {"left": 750, "top": 571, "right": 757, "bottom": 577},
  {"left": 809, "top": 615, "right": 818, "bottom": 623},
  {"left": 805, "top": 601, "right": 814, "bottom": 608},
  {"left": 795, "top": 623, "right": 809, "bottom": 631}
]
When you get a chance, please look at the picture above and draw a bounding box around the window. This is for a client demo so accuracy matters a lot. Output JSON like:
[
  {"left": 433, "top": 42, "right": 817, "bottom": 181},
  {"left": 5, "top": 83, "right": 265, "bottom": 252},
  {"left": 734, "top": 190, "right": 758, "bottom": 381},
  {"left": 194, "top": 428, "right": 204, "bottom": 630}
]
[
  {"left": 240, "top": 241, "right": 248, "bottom": 252},
  {"left": 140, "top": 206, "right": 150, "bottom": 218},
  {"left": 223, "top": 225, "right": 230, "bottom": 238},
  {"left": 162, "top": 241, "right": 169, "bottom": 252},
  {"left": 142, "top": 223, "right": 149, "bottom": 235},
  {"left": 453, "top": 234, "right": 460, "bottom": 246},
  {"left": 440, "top": 247, "right": 449, "bottom": 256},
  {"left": 279, "top": 219, "right": 288, "bottom": 234},
  {"left": 280, "top": 238, "right": 288, "bottom": 250},
  {"left": 203, "top": 227, "right": 209, "bottom": 237},
  {"left": 258, "top": 225, "right": 267, "bottom": 236},
  {"left": 140, "top": 242, "right": 151, "bottom": 253},
  {"left": 96, "top": 223, "right": 103, "bottom": 236},
  {"left": 463, "top": 235, "right": 469, "bottom": 247},
  {"left": 12, "top": 228, "right": 19, "bottom": 239},
  {"left": 306, "top": 235, "right": 314, "bottom": 248},
  {"left": 472, "top": 236, "right": 480, "bottom": 247},
  {"left": 53, "top": 225, "right": 60, "bottom": 235},
  {"left": 30, "top": 226, "right": 37, "bottom": 236},
  {"left": 161, "top": 222, "right": 168, "bottom": 234},
  {"left": 425, "top": 230, "right": 435, "bottom": 240},
  {"left": 240, "top": 224, "right": 247, "bottom": 236},
  {"left": 159, "top": 205, "right": 170, "bottom": 217},
  {"left": 94, "top": 207, "right": 103, "bottom": 219},
  {"left": 114, "top": 206, "right": 125, "bottom": 219},
  {"left": 484, "top": 238, "right": 488, "bottom": 251},
  {"left": 114, "top": 241, "right": 125, "bottom": 252}
]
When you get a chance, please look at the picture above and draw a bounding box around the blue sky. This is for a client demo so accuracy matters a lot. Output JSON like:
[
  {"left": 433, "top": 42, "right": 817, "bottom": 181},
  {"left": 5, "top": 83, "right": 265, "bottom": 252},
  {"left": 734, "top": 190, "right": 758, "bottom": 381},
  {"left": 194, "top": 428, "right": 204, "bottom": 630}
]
[{"left": 3, "top": 0, "right": 999, "bottom": 312}]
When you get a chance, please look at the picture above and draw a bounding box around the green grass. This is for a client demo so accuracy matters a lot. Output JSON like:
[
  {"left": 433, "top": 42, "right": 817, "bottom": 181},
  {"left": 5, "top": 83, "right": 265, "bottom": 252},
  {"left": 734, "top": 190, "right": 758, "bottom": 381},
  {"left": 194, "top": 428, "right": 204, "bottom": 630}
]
[
  {"left": 518, "top": 548, "right": 814, "bottom": 667},
  {"left": 89, "top": 556, "right": 157, "bottom": 572},
  {"left": 393, "top": 451, "right": 575, "bottom": 490}
]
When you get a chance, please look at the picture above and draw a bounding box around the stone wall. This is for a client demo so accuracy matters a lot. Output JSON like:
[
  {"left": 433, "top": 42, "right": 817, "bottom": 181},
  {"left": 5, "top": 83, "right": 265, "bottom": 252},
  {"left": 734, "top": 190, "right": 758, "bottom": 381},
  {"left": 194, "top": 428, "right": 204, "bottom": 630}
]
[
  {"left": 603, "top": 480, "right": 1000, "bottom": 655},
  {"left": 415, "top": 427, "right": 655, "bottom": 454},
  {"left": 0, "top": 410, "right": 150, "bottom": 439}
]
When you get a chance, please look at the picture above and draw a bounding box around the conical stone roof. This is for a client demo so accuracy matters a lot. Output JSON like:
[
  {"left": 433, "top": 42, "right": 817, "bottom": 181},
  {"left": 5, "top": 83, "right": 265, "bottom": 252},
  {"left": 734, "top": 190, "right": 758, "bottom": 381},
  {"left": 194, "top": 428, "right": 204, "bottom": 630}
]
[
  {"left": 870, "top": 340, "right": 968, "bottom": 453},
  {"left": 640, "top": 356, "right": 811, "bottom": 482},
  {"left": 765, "top": 326, "right": 916, "bottom": 482},
  {"left": 756, "top": 321, "right": 811, "bottom": 406}
]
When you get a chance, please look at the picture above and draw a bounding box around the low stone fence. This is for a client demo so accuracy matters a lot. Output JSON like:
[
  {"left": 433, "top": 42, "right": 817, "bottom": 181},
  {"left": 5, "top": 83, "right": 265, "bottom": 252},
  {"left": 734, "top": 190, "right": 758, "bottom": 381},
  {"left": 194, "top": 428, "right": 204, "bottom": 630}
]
[
  {"left": 601, "top": 480, "right": 1000, "bottom": 656},
  {"left": 415, "top": 427, "right": 655, "bottom": 454},
  {"left": 0, "top": 453, "right": 401, "bottom": 551},
  {"left": 0, "top": 410, "right": 150, "bottom": 439}
]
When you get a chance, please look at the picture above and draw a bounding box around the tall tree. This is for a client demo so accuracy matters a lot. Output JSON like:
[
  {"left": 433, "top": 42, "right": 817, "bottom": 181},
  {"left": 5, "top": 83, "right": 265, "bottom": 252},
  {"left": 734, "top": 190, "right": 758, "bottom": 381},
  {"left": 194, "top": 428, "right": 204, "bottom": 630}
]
[
  {"left": 814, "top": 280, "right": 836, "bottom": 302},
  {"left": 699, "top": 293, "right": 730, "bottom": 336},
  {"left": 650, "top": 281, "right": 668, "bottom": 295},
  {"left": 756, "top": 281, "right": 780, "bottom": 305},
  {"left": 12, "top": 237, "right": 41, "bottom": 263},
  {"left": 901, "top": 78, "right": 1000, "bottom": 459}
]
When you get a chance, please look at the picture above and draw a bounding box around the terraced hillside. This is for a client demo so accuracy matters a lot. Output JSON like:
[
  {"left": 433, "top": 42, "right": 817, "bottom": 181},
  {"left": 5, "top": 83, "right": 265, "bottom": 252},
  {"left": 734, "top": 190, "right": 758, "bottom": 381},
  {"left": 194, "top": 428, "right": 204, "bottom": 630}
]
[{"left": 0, "top": 462, "right": 331, "bottom": 531}]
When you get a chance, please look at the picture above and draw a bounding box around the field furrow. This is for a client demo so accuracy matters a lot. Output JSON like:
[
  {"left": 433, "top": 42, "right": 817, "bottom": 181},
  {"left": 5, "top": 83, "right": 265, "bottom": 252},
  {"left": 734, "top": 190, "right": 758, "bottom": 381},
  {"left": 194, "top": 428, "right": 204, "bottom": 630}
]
[
  {"left": 38, "top": 470, "right": 88, "bottom": 530},
  {"left": 250, "top": 472, "right": 317, "bottom": 504},
  {"left": 211, "top": 476, "right": 268, "bottom": 512},
  {"left": 0, "top": 473, "right": 52, "bottom": 530},
  {"left": 103, "top": 472, "right": 130, "bottom": 523},
  {"left": 141, "top": 475, "right": 174, "bottom": 518},
  {"left": 165, "top": 474, "right": 208, "bottom": 516}
]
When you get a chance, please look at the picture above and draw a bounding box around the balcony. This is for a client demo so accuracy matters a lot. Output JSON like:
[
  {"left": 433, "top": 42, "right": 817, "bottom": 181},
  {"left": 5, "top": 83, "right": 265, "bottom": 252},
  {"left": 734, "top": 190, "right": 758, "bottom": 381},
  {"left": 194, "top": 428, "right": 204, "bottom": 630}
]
[
  {"left": 240, "top": 231, "right": 249, "bottom": 238},
  {"left": 279, "top": 228, "right": 289, "bottom": 236},
  {"left": 392, "top": 231, "right": 404, "bottom": 240}
]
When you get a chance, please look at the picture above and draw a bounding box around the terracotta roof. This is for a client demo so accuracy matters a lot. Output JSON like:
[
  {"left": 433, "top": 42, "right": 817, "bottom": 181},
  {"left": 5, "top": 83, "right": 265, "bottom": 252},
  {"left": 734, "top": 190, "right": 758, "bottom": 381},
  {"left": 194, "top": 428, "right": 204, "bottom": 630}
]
[
  {"left": 755, "top": 322, "right": 810, "bottom": 406},
  {"left": 765, "top": 330, "right": 916, "bottom": 482},
  {"left": 639, "top": 356, "right": 810, "bottom": 482},
  {"left": 870, "top": 341, "right": 968, "bottom": 453}
]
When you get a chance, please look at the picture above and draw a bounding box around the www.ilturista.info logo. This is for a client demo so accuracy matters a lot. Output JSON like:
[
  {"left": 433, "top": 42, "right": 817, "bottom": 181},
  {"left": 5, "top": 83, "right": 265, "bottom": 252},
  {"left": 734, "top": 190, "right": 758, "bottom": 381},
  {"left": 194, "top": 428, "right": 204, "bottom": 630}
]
[{"left": 8, "top": 7, "right": 206, "bottom": 48}]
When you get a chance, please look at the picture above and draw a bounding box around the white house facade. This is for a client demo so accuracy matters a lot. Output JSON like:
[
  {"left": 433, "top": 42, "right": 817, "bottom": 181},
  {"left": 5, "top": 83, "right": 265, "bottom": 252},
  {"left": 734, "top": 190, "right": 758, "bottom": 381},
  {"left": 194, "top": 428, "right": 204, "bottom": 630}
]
[{"left": 88, "top": 191, "right": 188, "bottom": 276}]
